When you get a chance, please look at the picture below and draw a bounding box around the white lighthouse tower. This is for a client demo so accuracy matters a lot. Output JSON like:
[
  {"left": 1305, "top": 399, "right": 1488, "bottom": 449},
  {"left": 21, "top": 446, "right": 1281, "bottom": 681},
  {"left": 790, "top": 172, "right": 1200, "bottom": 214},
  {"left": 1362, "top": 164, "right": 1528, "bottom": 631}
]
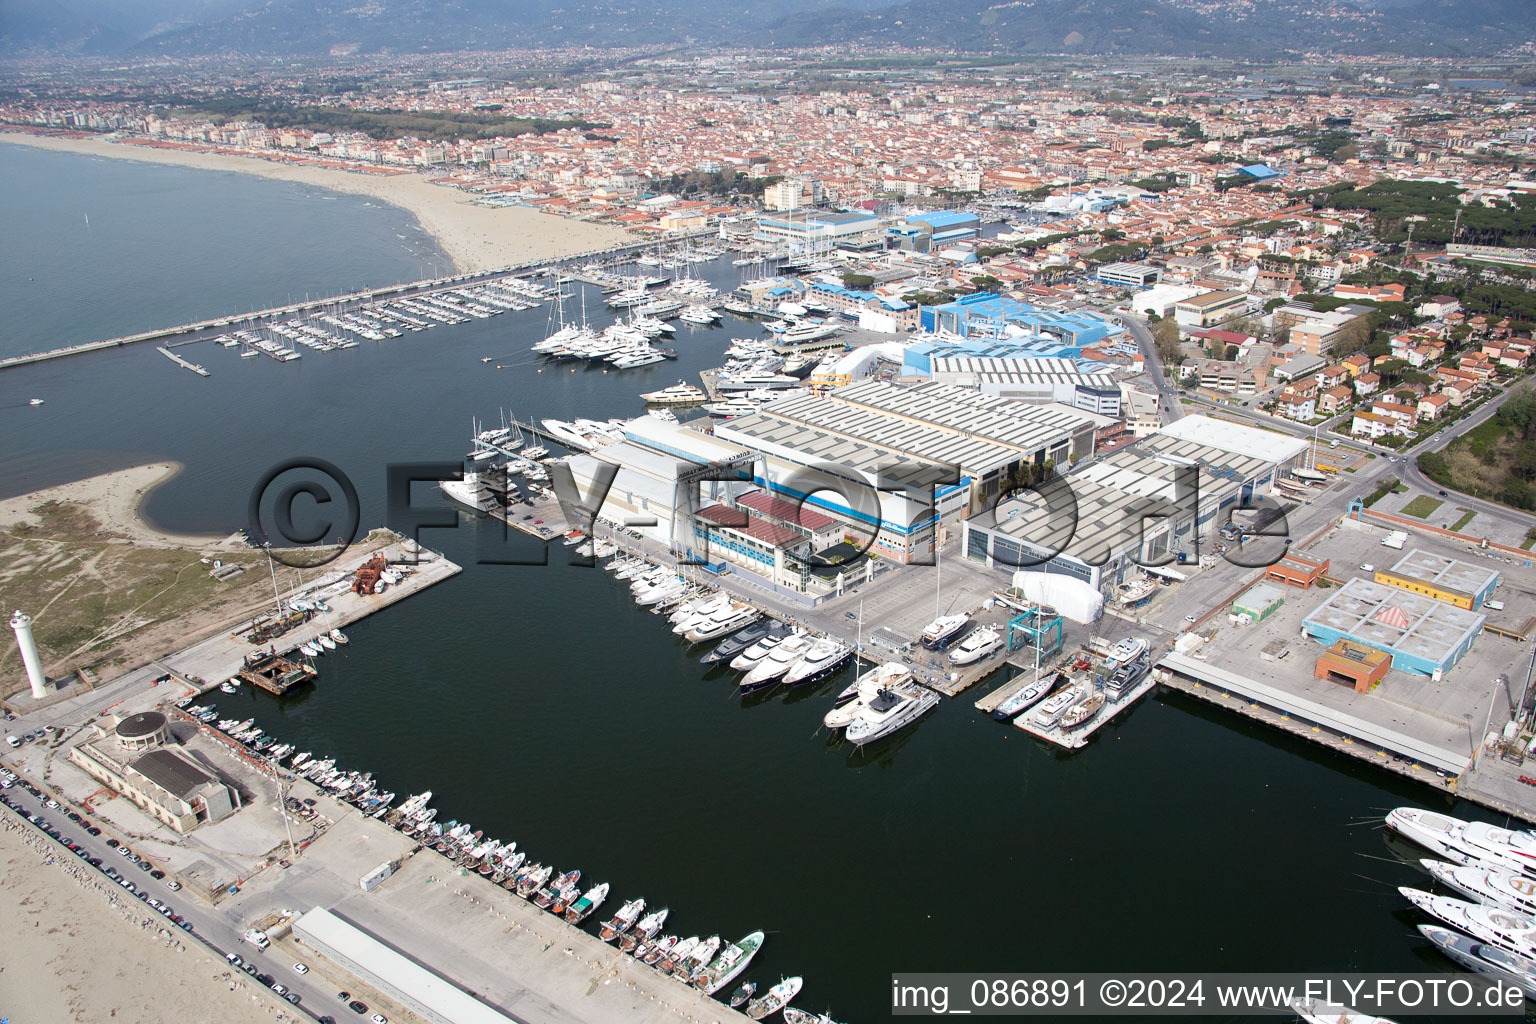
[{"left": 10, "top": 610, "right": 47, "bottom": 700}]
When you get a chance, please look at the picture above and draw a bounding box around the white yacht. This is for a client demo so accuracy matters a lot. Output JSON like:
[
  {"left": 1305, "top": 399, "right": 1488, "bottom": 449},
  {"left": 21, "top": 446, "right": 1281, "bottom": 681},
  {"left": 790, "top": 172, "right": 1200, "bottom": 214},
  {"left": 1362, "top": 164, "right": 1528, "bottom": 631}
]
[
  {"left": 947, "top": 626, "right": 1003, "bottom": 665},
  {"left": 715, "top": 372, "right": 801, "bottom": 392},
  {"left": 1418, "top": 924, "right": 1536, "bottom": 1000},
  {"left": 704, "top": 399, "right": 762, "bottom": 419},
  {"left": 845, "top": 679, "right": 940, "bottom": 746},
  {"left": 635, "top": 576, "right": 688, "bottom": 607},
  {"left": 778, "top": 321, "right": 841, "bottom": 344},
  {"left": 1400, "top": 887, "right": 1536, "bottom": 958},
  {"left": 780, "top": 637, "right": 851, "bottom": 686},
  {"left": 1106, "top": 636, "right": 1149, "bottom": 665},
  {"left": 730, "top": 632, "right": 793, "bottom": 672},
  {"left": 919, "top": 613, "right": 969, "bottom": 650},
  {"left": 1028, "top": 685, "right": 1085, "bottom": 729},
  {"left": 1387, "top": 808, "right": 1536, "bottom": 874},
  {"left": 669, "top": 592, "right": 731, "bottom": 627},
  {"left": 739, "top": 634, "right": 813, "bottom": 692},
  {"left": 439, "top": 472, "right": 493, "bottom": 513},
  {"left": 825, "top": 662, "right": 910, "bottom": 731},
  {"left": 684, "top": 606, "right": 760, "bottom": 644},
  {"left": 1423, "top": 859, "right": 1536, "bottom": 916},
  {"left": 640, "top": 381, "right": 707, "bottom": 405}
]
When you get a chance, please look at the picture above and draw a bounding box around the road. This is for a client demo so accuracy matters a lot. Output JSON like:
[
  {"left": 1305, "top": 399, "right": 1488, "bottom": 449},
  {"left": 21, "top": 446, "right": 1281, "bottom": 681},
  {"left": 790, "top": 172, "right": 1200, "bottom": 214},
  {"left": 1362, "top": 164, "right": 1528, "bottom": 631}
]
[
  {"left": 1120, "top": 313, "right": 1184, "bottom": 421},
  {"left": 0, "top": 779, "right": 339, "bottom": 1022}
]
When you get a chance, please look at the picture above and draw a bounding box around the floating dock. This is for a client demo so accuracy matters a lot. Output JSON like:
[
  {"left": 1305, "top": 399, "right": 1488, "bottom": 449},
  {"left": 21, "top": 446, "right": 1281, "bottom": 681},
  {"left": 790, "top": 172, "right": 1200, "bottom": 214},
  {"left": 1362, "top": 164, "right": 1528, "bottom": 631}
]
[
  {"left": 157, "top": 345, "right": 209, "bottom": 376},
  {"left": 1011, "top": 674, "right": 1159, "bottom": 750}
]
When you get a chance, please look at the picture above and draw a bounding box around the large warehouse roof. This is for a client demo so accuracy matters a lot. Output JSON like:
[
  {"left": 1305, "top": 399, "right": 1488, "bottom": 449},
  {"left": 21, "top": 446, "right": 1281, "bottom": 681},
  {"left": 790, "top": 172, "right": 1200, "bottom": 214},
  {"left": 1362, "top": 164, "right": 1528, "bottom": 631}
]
[
  {"left": 293, "top": 908, "right": 515, "bottom": 1024},
  {"left": 1154, "top": 415, "right": 1310, "bottom": 464},
  {"left": 1302, "top": 578, "right": 1485, "bottom": 669}
]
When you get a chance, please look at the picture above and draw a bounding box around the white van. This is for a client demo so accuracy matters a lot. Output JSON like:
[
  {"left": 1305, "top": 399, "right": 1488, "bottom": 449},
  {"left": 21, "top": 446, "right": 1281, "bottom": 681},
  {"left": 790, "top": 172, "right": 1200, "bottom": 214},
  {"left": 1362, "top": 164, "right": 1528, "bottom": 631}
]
[{"left": 5, "top": 735, "right": 19, "bottom": 748}]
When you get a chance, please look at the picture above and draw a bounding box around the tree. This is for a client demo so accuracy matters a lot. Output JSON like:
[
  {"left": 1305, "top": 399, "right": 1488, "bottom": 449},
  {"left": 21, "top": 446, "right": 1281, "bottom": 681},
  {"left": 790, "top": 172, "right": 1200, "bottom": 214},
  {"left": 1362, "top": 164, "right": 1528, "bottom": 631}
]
[
  {"left": 1331, "top": 316, "right": 1373, "bottom": 358},
  {"left": 1151, "top": 317, "right": 1182, "bottom": 370},
  {"left": 841, "top": 273, "right": 875, "bottom": 289}
]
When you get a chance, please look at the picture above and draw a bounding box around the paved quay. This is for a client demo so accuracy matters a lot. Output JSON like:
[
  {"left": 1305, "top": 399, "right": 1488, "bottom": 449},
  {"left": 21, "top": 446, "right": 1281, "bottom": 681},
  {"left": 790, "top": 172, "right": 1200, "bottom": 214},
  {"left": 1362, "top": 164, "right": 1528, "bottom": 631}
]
[{"left": 221, "top": 782, "right": 754, "bottom": 1024}]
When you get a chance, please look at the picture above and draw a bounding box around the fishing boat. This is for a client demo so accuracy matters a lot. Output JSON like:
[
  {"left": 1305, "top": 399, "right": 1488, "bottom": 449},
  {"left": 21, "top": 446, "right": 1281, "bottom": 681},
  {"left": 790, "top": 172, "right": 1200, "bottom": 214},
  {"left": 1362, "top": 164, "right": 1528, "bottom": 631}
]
[
  {"left": 678, "top": 934, "right": 719, "bottom": 977},
  {"left": 729, "top": 982, "right": 758, "bottom": 1009},
  {"left": 549, "top": 878, "right": 582, "bottom": 915},
  {"left": 659, "top": 936, "right": 699, "bottom": 975},
  {"left": 329, "top": 629, "right": 348, "bottom": 645},
  {"left": 642, "top": 935, "right": 677, "bottom": 966},
  {"left": 697, "top": 930, "right": 765, "bottom": 994},
  {"left": 620, "top": 908, "right": 669, "bottom": 953},
  {"left": 781, "top": 1010, "right": 843, "bottom": 1024},
  {"left": 1418, "top": 923, "right": 1536, "bottom": 999},
  {"left": 992, "top": 673, "right": 1061, "bottom": 722},
  {"left": 600, "top": 898, "right": 646, "bottom": 942},
  {"left": 1059, "top": 691, "right": 1106, "bottom": 731},
  {"left": 564, "top": 882, "right": 610, "bottom": 924},
  {"left": 746, "top": 976, "right": 803, "bottom": 1020}
]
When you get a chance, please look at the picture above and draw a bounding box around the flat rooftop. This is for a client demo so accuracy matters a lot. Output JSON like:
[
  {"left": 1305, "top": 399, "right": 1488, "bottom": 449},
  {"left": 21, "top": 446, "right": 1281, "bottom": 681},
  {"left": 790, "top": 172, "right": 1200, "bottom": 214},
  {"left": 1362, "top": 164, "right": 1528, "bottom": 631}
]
[
  {"left": 1303, "top": 577, "right": 1486, "bottom": 666},
  {"left": 1153, "top": 414, "right": 1310, "bottom": 464},
  {"left": 1388, "top": 548, "right": 1500, "bottom": 598}
]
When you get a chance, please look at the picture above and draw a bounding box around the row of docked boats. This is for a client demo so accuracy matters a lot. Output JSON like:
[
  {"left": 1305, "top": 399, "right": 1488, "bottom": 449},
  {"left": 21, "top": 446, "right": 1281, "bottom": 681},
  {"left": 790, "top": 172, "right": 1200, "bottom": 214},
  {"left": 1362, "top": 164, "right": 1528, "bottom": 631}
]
[
  {"left": 1386, "top": 806, "right": 1536, "bottom": 1000},
  {"left": 606, "top": 554, "right": 942, "bottom": 748},
  {"left": 186, "top": 695, "right": 835, "bottom": 1020},
  {"left": 986, "top": 637, "right": 1151, "bottom": 736}
]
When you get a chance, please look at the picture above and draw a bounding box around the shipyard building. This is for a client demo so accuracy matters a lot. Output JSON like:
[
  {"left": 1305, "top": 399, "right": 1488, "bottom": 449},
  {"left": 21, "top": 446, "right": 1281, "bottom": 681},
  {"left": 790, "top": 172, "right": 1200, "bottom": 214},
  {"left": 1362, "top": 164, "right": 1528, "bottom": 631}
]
[
  {"left": 961, "top": 415, "right": 1310, "bottom": 593},
  {"left": 1301, "top": 578, "right": 1485, "bottom": 680},
  {"left": 562, "top": 384, "right": 1095, "bottom": 598}
]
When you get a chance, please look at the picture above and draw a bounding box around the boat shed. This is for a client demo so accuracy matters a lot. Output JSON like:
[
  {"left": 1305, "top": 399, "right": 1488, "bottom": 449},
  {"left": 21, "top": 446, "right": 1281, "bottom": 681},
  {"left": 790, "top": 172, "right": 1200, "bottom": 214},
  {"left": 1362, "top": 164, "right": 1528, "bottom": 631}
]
[{"left": 292, "top": 908, "right": 516, "bottom": 1024}]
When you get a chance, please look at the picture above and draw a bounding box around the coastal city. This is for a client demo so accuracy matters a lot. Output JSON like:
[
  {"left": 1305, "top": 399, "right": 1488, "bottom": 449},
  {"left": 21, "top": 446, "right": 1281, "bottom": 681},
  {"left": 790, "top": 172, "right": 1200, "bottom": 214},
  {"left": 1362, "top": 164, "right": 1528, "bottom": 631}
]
[{"left": 5, "top": 15, "right": 1536, "bottom": 1024}]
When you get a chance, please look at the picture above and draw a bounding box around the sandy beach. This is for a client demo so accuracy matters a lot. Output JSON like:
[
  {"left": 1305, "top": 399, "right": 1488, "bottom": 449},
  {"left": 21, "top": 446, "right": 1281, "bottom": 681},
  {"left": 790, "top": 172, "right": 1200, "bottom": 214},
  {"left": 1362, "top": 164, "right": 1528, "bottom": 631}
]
[
  {"left": 0, "top": 462, "right": 232, "bottom": 551},
  {"left": 0, "top": 816, "right": 288, "bottom": 1024},
  {"left": 0, "top": 131, "right": 632, "bottom": 274}
]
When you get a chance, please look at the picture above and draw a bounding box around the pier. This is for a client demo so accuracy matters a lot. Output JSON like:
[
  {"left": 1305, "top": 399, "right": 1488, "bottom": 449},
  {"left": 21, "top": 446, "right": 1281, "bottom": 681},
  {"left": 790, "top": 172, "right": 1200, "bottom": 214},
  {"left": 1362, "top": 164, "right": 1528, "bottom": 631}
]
[
  {"left": 0, "top": 230, "right": 717, "bottom": 373},
  {"left": 157, "top": 345, "right": 209, "bottom": 376}
]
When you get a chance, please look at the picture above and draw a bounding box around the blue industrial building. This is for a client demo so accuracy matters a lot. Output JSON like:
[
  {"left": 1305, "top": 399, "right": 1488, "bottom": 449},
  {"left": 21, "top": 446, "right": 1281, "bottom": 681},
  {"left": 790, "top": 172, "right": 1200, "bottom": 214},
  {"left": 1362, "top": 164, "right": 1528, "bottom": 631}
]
[
  {"left": 1238, "top": 164, "right": 1284, "bottom": 180},
  {"left": 886, "top": 210, "right": 981, "bottom": 252},
  {"left": 919, "top": 294, "right": 1118, "bottom": 349},
  {"left": 1301, "top": 578, "right": 1484, "bottom": 680},
  {"left": 902, "top": 336, "right": 1109, "bottom": 375}
]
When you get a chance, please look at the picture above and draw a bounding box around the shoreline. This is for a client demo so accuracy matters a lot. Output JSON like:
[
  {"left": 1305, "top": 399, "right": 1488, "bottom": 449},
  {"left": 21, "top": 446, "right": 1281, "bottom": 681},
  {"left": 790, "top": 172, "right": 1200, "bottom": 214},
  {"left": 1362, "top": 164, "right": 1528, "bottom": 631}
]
[
  {"left": 0, "top": 461, "right": 234, "bottom": 550},
  {"left": 0, "top": 130, "right": 632, "bottom": 274}
]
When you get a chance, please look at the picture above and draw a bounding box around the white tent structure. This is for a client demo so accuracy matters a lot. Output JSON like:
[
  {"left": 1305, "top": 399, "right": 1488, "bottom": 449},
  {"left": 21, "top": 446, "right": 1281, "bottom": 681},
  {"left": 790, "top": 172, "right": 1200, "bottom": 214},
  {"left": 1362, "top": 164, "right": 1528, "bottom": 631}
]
[{"left": 1011, "top": 570, "right": 1104, "bottom": 624}]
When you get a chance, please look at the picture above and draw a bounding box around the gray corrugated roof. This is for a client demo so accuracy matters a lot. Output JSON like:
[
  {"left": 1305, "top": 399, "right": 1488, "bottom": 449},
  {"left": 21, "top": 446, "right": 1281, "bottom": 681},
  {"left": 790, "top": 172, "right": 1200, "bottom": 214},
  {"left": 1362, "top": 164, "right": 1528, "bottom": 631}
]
[{"left": 130, "top": 749, "right": 217, "bottom": 799}]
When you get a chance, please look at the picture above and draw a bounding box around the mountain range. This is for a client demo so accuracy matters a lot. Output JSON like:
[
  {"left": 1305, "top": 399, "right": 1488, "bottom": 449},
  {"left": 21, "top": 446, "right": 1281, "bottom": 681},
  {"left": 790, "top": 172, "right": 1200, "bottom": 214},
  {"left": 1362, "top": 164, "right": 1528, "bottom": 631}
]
[{"left": 3, "top": 0, "right": 1534, "bottom": 58}]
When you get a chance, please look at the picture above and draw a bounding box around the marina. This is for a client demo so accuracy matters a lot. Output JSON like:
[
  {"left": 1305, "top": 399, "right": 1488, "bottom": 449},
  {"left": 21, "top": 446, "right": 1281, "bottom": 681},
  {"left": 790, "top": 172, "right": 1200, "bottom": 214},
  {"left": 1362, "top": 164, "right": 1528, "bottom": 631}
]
[{"left": 7, "top": 193, "right": 1535, "bottom": 1022}]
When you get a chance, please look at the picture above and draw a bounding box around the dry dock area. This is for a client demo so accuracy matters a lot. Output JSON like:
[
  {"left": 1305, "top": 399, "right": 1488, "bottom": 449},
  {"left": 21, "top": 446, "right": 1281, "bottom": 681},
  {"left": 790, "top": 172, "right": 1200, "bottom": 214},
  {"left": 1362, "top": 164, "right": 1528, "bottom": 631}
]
[
  {"left": 1010, "top": 675, "right": 1159, "bottom": 750},
  {"left": 161, "top": 537, "right": 462, "bottom": 694}
]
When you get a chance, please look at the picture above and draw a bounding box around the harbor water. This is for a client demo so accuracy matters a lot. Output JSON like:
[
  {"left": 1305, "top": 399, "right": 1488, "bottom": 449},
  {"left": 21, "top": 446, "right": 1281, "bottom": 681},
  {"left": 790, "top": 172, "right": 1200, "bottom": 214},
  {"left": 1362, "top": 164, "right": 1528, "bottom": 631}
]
[{"left": 0, "top": 149, "right": 1498, "bottom": 1022}]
